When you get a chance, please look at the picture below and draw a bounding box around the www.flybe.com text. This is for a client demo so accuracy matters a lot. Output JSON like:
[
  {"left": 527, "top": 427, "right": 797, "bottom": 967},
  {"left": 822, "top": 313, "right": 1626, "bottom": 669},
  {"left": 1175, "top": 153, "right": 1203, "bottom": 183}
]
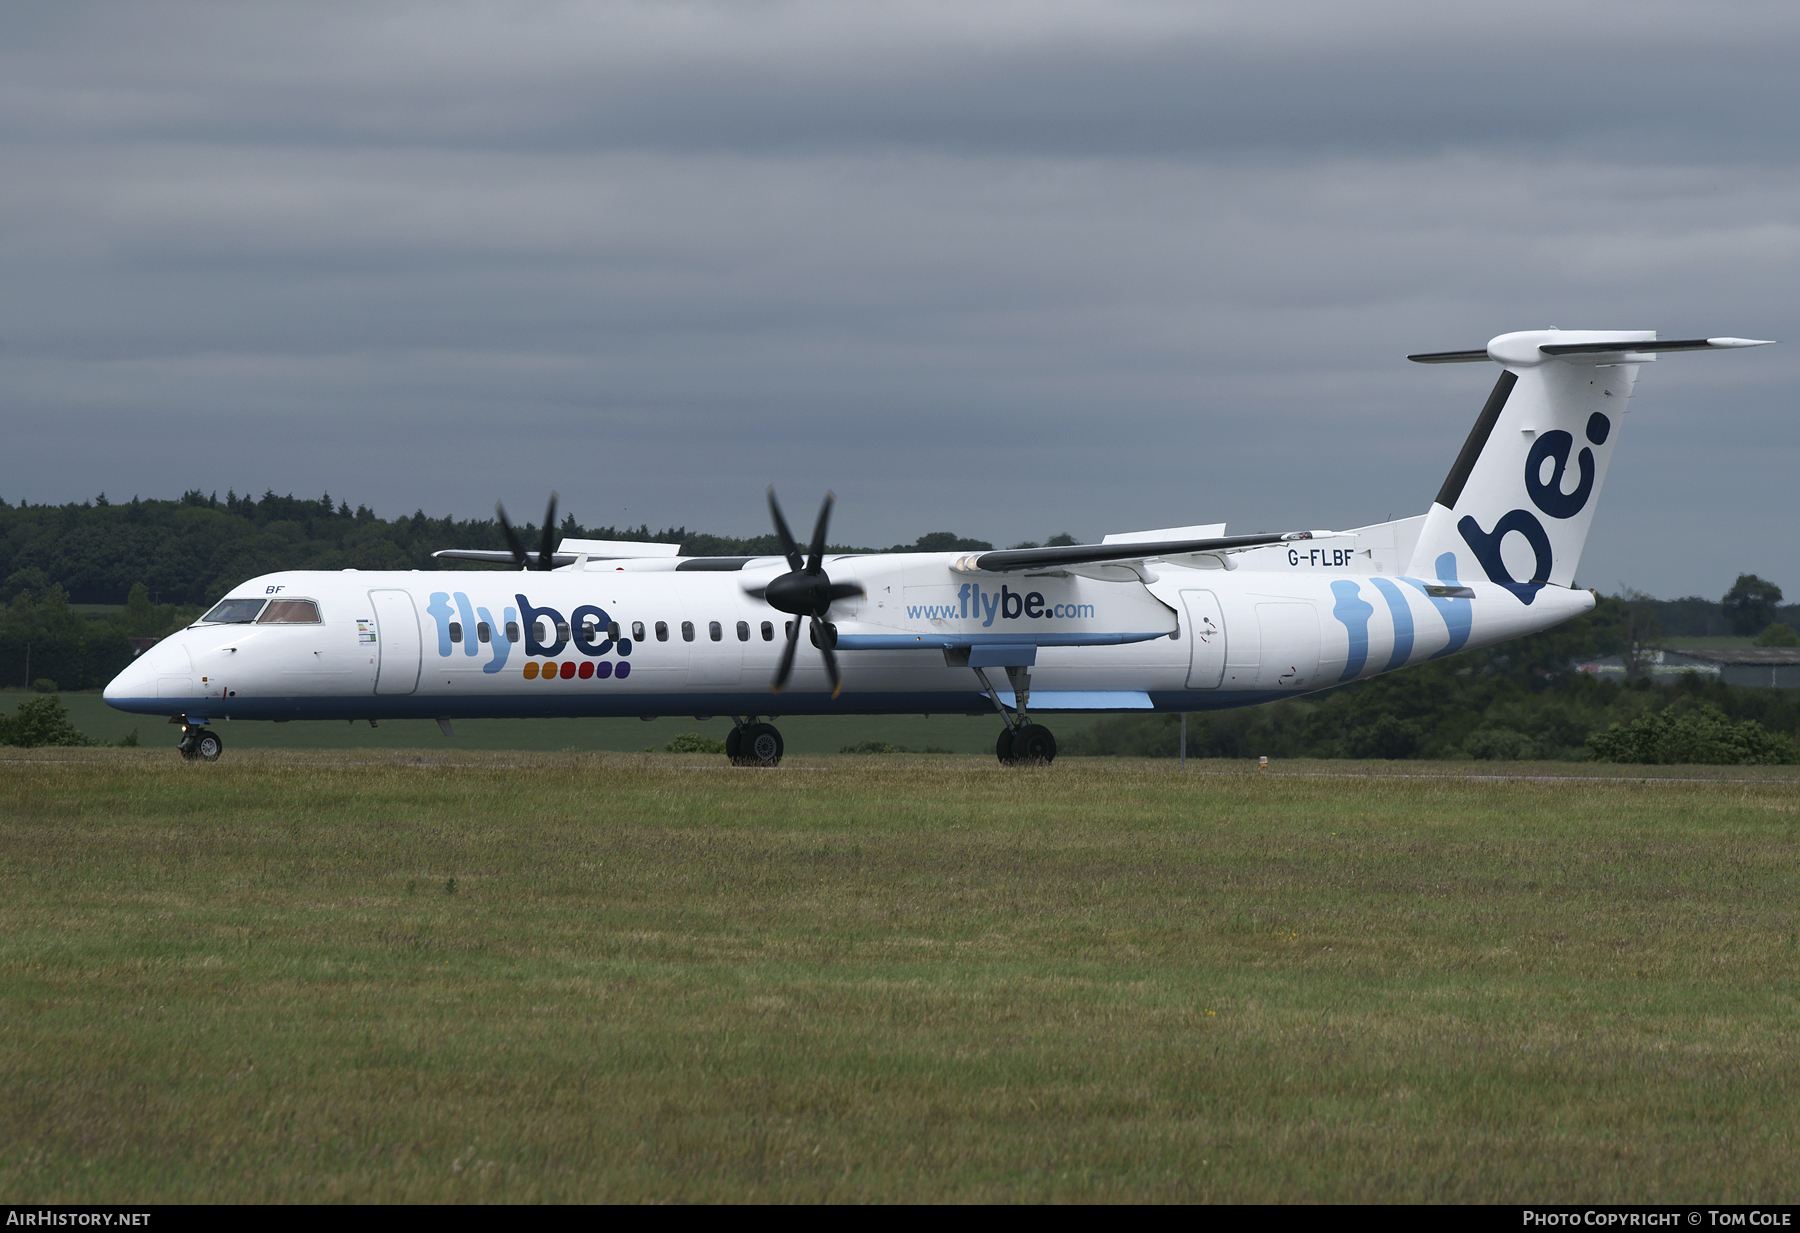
[{"left": 907, "top": 584, "right": 1096, "bottom": 627}]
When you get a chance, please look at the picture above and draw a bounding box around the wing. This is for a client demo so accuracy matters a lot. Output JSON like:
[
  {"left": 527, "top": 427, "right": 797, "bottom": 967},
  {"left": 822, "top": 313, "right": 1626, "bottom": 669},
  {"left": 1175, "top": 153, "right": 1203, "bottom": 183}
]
[{"left": 961, "top": 531, "right": 1340, "bottom": 574}]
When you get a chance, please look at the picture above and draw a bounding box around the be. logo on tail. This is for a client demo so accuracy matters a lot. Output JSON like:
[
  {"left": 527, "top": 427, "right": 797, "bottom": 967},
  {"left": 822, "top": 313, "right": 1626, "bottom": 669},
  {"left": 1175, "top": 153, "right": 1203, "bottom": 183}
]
[
  {"left": 1409, "top": 331, "right": 1769, "bottom": 608},
  {"left": 1457, "top": 411, "right": 1610, "bottom": 605}
]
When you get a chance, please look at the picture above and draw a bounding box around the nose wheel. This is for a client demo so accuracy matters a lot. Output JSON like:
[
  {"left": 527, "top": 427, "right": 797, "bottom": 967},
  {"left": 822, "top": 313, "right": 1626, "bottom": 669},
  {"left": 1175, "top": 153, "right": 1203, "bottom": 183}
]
[{"left": 178, "top": 725, "right": 223, "bottom": 762}]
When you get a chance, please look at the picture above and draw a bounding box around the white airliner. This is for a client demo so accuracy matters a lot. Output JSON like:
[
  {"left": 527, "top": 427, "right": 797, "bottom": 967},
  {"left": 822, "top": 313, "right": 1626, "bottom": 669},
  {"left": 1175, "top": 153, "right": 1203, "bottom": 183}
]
[{"left": 104, "top": 330, "right": 1770, "bottom": 764}]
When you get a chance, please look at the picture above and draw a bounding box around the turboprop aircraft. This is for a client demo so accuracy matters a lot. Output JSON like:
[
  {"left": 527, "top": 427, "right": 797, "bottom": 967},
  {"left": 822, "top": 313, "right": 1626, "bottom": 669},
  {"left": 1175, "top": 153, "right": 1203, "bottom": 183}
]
[{"left": 104, "top": 329, "right": 1770, "bottom": 765}]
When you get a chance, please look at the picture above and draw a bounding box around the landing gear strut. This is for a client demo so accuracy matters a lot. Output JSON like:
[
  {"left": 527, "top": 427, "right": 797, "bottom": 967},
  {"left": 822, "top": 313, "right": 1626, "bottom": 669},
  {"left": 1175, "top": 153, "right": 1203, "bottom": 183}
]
[
  {"left": 971, "top": 662, "right": 1057, "bottom": 765},
  {"left": 176, "top": 722, "right": 222, "bottom": 762},
  {"left": 728, "top": 716, "right": 784, "bottom": 767}
]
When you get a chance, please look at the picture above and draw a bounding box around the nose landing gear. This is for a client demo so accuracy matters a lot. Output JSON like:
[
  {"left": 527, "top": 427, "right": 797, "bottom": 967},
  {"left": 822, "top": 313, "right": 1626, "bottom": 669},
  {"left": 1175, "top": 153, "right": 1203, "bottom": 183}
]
[{"left": 176, "top": 721, "right": 223, "bottom": 762}]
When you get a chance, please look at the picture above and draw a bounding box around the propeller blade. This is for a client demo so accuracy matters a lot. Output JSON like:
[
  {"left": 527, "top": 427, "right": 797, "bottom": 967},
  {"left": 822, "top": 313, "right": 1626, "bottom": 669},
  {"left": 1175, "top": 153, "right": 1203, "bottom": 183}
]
[
  {"left": 495, "top": 501, "right": 531, "bottom": 570},
  {"left": 806, "top": 492, "right": 834, "bottom": 574},
  {"left": 771, "top": 618, "right": 800, "bottom": 693},
  {"left": 825, "top": 581, "right": 864, "bottom": 603},
  {"left": 767, "top": 487, "right": 803, "bottom": 572},
  {"left": 539, "top": 492, "right": 559, "bottom": 571},
  {"left": 813, "top": 618, "right": 842, "bottom": 699}
]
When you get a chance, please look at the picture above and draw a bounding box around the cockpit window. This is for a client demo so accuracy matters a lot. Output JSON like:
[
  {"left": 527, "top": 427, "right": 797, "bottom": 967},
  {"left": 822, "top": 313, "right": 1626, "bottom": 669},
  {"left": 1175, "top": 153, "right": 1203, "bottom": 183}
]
[
  {"left": 201, "top": 598, "right": 267, "bottom": 624},
  {"left": 257, "top": 599, "right": 321, "bottom": 624}
]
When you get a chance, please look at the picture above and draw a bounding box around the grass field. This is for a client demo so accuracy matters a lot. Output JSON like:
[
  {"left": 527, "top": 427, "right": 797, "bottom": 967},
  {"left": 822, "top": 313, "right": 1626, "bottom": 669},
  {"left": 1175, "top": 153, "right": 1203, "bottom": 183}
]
[{"left": 2, "top": 750, "right": 1797, "bottom": 1202}]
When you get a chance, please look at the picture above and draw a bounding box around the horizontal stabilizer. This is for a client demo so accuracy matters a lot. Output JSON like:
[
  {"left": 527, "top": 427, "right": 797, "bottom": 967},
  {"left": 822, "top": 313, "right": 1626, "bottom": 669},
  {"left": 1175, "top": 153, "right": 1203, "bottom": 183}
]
[
  {"left": 1410, "top": 336, "right": 1773, "bottom": 364},
  {"left": 1539, "top": 337, "right": 1773, "bottom": 356},
  {"left": 1407, "top": 349, "right": 1491, "bottom": 364}
]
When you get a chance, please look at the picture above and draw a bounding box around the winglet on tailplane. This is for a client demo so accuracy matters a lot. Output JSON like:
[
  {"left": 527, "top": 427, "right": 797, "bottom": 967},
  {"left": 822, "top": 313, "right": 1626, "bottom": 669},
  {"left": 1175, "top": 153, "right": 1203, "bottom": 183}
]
[{"left": 1403, "top": 330, "right": 1773, "bottom": 601}]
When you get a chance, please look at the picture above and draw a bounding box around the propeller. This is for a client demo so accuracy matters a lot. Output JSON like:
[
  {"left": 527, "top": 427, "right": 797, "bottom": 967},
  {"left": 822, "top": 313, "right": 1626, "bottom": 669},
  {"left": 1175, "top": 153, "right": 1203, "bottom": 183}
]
[
  {"left": 759, "top": 488, "right": 863, "bottom": 697},
  {"left": 495, "top": 492, "right": 560, "bottom": 571}
]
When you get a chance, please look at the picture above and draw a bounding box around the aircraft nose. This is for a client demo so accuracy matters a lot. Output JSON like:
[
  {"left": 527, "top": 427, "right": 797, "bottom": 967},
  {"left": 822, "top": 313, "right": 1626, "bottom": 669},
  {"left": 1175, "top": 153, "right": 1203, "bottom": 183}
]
[{"left": 103, "top": 654, "right": 156, "bottom": 708}]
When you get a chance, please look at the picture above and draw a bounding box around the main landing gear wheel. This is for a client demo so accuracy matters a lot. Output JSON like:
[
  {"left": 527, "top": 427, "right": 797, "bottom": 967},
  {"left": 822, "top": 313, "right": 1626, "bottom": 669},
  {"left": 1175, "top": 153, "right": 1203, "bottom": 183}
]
[
  {"left": 997, "top": 724, "right": 1056, "bottom": 765},
  {"left": 735, "top": 722, "right": 784, "bottom": 767}
]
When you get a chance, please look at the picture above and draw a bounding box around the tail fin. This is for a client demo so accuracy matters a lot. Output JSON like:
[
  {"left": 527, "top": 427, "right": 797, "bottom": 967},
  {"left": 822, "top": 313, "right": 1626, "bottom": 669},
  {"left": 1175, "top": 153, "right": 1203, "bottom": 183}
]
[{"left": 1404, "top": 330, "right": 1770, "bottom": 600}]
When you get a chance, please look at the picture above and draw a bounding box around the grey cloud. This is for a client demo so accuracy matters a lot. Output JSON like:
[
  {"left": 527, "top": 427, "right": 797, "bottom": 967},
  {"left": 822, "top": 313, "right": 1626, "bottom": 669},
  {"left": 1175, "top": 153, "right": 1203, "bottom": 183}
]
[
  {"left": 5, "top": 2, "right": 1800, "bottom": 160},
  {"left": 0, "top": 3, "right": 1796, "bottom": 598}
]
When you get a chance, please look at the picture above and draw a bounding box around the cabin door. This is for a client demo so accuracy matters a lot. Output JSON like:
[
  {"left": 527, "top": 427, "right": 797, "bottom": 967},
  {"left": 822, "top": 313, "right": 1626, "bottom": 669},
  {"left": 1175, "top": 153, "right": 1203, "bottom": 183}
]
[{"left": 371, "top": 589, "right": 423, "bottom": 695}]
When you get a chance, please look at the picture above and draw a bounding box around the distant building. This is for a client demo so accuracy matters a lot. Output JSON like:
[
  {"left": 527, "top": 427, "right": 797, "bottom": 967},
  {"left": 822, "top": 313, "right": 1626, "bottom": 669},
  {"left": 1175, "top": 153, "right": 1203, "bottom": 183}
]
[
  {"left": 1574, "top": 646, "right": 1800, "bottom": 688},
  {"left": 1668, "top": 647, "right": 1800, "bottom": 689}
]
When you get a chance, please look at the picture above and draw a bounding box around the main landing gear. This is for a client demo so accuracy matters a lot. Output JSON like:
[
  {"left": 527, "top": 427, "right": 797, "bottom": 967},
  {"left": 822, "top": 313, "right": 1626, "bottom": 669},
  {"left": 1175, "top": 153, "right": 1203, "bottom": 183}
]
[
  {"left": 969, "top": 660, "right": 1057, "bottom": 766},
  {"left": 175, "top": 720, "right": 222, "bottom": 762},
  {"left": 726, "top": 717, "right": 784, "bottom": 767},
  {"left": 997, "top": 723, "right": 1057, "bottom": 765}
]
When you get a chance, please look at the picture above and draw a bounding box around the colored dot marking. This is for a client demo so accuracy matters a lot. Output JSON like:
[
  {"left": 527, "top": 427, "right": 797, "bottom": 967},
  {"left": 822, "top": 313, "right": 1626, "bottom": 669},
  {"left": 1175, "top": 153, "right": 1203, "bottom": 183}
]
[
  {"left": 560, "top": 661, "right": 576, "bottom": 679},
  {"left": 595, "top": 661, "right": 613, "bottom": 679},
  {"left": 578, "top": 661, "right": 594, "bottom": 680},
  {"left": 522, "top": 662, "right": 539, "bottom": 679},
  {"left": 616, "top": 661, "right": 630, "bottom": 679}
]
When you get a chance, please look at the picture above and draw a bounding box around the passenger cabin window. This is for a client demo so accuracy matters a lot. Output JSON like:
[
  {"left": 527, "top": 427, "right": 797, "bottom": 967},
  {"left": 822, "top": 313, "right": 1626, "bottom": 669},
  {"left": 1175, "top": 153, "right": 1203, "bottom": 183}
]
[
  {"left": 555, "top": 621, "right": 570, "bottom": 642},
  {"left": 256, "top": 599, "right": 321, "bottom": 624},
  {"left": 656, "top": 621, "right": 669, "bottom": 642},
  {"left": 580, "top": 621, "right": 597, "bottom": 644},
  {"left": 708, "top": 621, "right": 722, "bottom": 642},
  {"left": 448, "top": 622, "right": 463, "bottom": 643},
  {"left": 608, "top": 621, "right": 621, "bottom": 641},
  {"left": 477, "top": 622, "right": 491, "bottom": 643},
  {"left": 202, "top": 598, "right": 266, "bottom": 624},
  {"left": 632, "top": 621, "right": 645, "bottom": 641},
  {"left": 761, "top": 621, "right": 773, "bottom": 641},
  {"left": 681, "top": 621, "right": 695, "bottom": 642},
  {"left": 736, "top": 621, "right": 750, "bottom": 642},
  {"left": 505, "top": 621, "right": 520, "bottom": 642}
]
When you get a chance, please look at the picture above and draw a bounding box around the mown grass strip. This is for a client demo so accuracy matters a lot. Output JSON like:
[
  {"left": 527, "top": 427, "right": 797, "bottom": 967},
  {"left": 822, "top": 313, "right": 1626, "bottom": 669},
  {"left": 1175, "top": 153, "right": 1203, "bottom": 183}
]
[{"left": 2, "top": 753, "right": 1796, "bottom": 1202}]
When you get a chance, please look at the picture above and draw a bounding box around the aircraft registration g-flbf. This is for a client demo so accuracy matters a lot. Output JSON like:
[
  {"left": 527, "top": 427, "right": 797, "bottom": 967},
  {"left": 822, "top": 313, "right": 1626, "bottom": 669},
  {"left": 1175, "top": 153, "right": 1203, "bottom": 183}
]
[{"left": 105, "top": 329, "right": 1771, "bottom": 765}]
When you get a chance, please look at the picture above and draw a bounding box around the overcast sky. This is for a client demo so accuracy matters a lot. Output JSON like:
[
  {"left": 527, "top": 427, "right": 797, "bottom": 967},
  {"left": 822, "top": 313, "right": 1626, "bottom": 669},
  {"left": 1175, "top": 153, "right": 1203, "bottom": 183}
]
[{"left": 3, "top": 1, "right": 1796, "bottom": 599}]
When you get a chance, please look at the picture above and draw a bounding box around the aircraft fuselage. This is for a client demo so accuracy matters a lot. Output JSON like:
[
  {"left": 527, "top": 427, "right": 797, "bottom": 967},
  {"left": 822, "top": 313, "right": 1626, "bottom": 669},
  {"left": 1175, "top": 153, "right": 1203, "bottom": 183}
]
[{"left": 103, "top": 554, "right": 1594, "bottom": 724}]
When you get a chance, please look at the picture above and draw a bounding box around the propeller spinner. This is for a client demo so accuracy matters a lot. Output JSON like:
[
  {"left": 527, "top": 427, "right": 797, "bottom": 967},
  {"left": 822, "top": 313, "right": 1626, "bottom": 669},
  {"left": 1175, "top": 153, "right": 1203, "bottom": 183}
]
[{"left": 758, "top": 488, "right": 863, "bottom": 697}]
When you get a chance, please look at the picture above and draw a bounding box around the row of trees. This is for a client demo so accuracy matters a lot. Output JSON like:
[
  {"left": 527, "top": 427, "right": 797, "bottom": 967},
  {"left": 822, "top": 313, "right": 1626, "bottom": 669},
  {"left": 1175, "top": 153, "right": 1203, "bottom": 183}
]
[
  {"left": 0, "top": 582, "right": 197, "bottom": 693},
  {"left": 0, "top": 491, "right": 1051, "bottom": 609}
]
